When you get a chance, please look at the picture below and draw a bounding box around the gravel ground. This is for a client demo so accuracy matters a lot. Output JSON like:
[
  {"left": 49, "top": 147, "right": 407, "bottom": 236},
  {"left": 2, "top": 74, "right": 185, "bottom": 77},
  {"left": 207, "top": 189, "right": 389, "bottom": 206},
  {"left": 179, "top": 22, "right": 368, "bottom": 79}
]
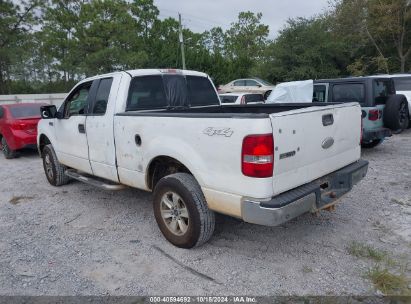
[{"left": 0, "top": 130, "right": 410, "bottom": 296}]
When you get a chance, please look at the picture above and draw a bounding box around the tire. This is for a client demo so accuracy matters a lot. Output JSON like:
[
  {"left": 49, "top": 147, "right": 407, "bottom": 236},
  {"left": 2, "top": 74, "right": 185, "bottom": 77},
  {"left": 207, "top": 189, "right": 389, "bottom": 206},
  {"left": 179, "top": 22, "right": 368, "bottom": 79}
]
[
  {"left": 153, "top": 173, "right": 215, "bottom": 248},
  {"left": 1, "top": 137, "right": 18, "bottom": 159},
  {"left": 361, "top": 139, "right": 383, "bottom": 149},
  {"left": 42, "top": 144, "right": 70, "bottom": 186},
  {"left": 383, "top": 94, "right": 409, "bottom": 132},
  {"left": 264, "top": 90, "right": 272, "bottom": 100}
]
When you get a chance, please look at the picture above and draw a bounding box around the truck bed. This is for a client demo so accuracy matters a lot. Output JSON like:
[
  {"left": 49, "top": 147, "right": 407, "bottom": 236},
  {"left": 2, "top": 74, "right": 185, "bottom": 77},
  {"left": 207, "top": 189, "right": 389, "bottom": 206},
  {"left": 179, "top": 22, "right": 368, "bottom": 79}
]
[{"left": 116, "top": 102, "right": 343, "bottom": 118}]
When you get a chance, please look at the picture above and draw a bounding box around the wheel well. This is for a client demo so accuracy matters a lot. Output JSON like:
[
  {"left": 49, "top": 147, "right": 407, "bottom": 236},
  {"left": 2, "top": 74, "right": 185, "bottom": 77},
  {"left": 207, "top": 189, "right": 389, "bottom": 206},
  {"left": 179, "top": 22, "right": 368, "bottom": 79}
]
[
  {"left": 147, "top": 156, "right": 192, "bottom": 190},
  {"left": 39, "top": 134, "right": 51, "bottom": 156}
]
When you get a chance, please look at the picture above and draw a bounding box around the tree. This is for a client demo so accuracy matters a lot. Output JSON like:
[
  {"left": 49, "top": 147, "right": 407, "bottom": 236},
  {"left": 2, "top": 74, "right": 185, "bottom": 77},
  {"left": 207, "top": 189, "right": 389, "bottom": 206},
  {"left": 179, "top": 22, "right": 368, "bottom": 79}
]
[
  {"left": 332, "top": 0, "right": 411, "bottom": 73},
  {"left": 0, "top": 0, "right": 40, "bottom": 93},
  {"left": 256, "top": 17, "right": 348, "bottom": 83}
]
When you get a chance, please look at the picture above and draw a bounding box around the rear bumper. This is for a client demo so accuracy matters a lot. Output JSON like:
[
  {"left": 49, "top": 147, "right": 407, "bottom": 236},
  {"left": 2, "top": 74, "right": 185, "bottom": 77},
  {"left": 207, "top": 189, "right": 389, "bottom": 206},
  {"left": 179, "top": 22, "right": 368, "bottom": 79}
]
[
  {"left": 241, "top": 159, "right": 369, "bottom": 226},
  {"left": 362, "top": 128, "right": 391, "bottom": 142},
  {"left": 7, "top": 130, "right": 37, "bottom": 150}
]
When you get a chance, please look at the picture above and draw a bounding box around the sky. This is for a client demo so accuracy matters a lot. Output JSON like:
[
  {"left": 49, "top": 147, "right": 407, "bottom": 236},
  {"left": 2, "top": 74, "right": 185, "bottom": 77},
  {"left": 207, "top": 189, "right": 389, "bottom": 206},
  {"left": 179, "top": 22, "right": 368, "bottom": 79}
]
[{"left": 154, "top": 0, "right": 331, "bottom": 38}]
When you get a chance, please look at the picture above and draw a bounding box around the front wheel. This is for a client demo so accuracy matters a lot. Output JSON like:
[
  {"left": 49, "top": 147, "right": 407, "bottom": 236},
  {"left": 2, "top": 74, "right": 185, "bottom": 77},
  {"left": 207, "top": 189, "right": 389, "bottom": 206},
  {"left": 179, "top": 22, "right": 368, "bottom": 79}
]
[
  {"left": 153, "top": 173, "right": 215, "bottom": 248},
  {"left": 42, "top": 144, "right": 70, "bottom": 186},
  {"left": 1, "top": 137, "right": 17, "bottom": 159}
]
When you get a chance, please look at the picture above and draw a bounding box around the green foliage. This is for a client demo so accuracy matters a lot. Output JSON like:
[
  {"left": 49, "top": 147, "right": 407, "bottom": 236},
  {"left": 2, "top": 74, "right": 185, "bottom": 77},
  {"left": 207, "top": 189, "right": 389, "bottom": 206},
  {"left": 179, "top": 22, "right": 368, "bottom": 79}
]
[
  {"left": 366, "top": 266, "right": 410, "bottom": 295},
  {"left": 1, "top": 0, "right": 410, "bottom": 94},
  {"left": 347, "top": 241, "right": 387, "bottom": 262}
]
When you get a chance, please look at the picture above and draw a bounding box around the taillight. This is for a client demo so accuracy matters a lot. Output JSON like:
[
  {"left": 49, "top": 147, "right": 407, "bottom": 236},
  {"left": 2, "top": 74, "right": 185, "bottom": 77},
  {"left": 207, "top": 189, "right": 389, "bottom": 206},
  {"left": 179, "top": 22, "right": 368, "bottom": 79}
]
[
  {"left": 368, "top": 109, "right": 379, "bottom": 121},
  {"left": 240, "top": 96, "right": 246, "bottom": 105},
  {"left": 242, "top": 134, "right": 274, "bottom": 178}
]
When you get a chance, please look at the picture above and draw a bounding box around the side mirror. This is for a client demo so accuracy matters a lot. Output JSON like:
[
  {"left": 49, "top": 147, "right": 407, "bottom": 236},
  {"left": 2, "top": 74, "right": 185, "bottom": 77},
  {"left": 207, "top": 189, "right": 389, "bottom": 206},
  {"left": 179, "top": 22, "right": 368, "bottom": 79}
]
[
  {"left": 256, "top": 84, "right": 262, "bottom": 88},
  {"left": 40, "top": 105, "right": 58, "bottom": 119}
]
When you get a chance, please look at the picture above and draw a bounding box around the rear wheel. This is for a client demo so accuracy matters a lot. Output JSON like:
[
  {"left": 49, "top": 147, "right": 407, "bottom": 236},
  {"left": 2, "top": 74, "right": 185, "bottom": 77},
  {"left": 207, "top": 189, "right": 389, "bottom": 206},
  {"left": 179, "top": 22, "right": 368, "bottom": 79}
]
[
  {"left": 42, "top": 144, "right": 70, "bottom": 186},
  {"left": 383, "top": 94, "right": 409, "bottom": 133},
  {"left": 153, "top": 173, "right": 215, "bottom": 248},
  {"left": 1, "top": 137, "right": 17, "bottom": 159},
  {"left": 361, "top": 139, "right": 383, "bottom": 149}
]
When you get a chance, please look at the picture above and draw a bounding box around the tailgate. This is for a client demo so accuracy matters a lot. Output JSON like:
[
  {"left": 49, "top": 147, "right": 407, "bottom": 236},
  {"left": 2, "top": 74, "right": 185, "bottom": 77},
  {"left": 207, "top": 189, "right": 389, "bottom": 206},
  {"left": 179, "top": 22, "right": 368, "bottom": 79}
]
[{"left": 270, "top": 102, "right": 361, "bottom": 195}]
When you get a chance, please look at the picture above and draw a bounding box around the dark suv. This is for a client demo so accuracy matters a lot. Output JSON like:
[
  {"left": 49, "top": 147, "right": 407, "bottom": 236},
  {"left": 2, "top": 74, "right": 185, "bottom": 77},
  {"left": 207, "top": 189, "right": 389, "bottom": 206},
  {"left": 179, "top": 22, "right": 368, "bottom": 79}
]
[{"left": 313, "top": 76, "right": 409, "bottom": 148}]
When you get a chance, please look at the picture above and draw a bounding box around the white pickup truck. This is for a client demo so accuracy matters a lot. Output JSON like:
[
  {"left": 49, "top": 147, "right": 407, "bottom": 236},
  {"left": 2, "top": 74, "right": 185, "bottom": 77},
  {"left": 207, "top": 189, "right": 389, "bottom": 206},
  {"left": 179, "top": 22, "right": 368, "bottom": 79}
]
[{"left": 38, "top": 69, "right": 368, "bottom": 248}]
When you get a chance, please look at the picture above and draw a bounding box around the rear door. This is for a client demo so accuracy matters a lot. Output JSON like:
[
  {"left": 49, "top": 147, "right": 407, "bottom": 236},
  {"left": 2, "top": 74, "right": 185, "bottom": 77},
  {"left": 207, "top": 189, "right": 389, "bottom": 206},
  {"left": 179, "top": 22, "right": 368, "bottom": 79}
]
[
  {"left": 86, "top": 74, "right": 122, "bottom": 182},
  {"left": 270, "top": 103, "right": 361, "bottom": 195}
]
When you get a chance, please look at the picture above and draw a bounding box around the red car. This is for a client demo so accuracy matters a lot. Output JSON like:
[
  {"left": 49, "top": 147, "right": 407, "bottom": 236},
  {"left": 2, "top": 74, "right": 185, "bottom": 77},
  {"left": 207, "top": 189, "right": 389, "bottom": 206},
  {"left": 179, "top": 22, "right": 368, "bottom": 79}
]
[{"left": 0, "top": 103, "right": 46, "bottom": 159}]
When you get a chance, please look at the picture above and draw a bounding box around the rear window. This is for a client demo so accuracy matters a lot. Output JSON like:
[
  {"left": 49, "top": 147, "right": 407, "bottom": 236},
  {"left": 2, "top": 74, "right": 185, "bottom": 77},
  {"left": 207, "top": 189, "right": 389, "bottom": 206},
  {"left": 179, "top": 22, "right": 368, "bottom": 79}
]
[
  {"left": 245, "top": 94, "right": 264, "bottom": 103},
  {"left": 126, "top": 75, "right": 219, "bottom": 111},
  {"left": 220, "top": 95, "right": 237, "bottom": 103},
  {"left": 332, "top": 83, "right": 365, "bottom": 104},
  {"left": 9, "top": 104, "right": 42, "bottom": 118},
  {"left": 393, "top": 77, "right": 411, "bottom": 91},
  {"left": 373, "top": 79, "right": 394, "bottom": 105}
]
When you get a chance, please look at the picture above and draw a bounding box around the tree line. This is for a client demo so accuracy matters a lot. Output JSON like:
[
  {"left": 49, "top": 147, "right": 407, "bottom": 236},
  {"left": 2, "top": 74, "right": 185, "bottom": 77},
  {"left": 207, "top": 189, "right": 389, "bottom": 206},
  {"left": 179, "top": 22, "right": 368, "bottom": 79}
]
[{"left": 0, "top": 0, "right": 410, "bottom": 94}]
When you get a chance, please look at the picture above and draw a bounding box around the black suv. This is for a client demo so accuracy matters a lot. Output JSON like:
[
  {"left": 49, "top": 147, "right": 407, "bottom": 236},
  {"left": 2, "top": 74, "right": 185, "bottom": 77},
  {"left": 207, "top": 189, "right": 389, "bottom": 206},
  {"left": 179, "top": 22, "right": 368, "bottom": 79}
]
[{"left": 313, "top": 76, "right": 409, "bottom": 148}]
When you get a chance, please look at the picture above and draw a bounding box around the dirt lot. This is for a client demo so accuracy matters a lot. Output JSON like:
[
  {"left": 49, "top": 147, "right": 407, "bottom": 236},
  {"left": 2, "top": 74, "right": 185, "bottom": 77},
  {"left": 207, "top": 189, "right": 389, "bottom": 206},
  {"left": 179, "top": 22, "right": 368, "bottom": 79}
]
[{"left": 0, "top": 130, "right": 410, "bottom": 296}]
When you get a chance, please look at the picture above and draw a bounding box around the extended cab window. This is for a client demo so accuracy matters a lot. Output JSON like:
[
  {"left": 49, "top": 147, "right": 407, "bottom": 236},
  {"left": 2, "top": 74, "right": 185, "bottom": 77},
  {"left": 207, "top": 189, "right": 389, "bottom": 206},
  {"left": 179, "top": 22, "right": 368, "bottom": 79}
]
[
  {"left": 64, "top": 82, "right": 92, "bottom": 117},
  {"left": 91, "top": 78, "right": 113, "bottom": 115},
  {"left": 0, "top": 106, "right": 4, "bottom": 118},
  {"left": 332, "top": 83, "right": 365, "bottom": 104},
  {"left": 373, "top": 79, "right": 394, "bottom": 105}
]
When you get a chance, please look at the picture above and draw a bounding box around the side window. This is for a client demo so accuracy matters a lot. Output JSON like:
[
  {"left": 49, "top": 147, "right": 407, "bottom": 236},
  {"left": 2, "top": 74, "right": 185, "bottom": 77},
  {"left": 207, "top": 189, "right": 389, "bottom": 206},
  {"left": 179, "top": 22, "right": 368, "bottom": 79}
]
[
  {"left": 233, "top": 80, "right": 245, "bottom": 86},
  {"left": 91, "top": 78, "right": 113, "bottom": 115},
  {"left": 64, "top": 82, "right": 92, "bottom": 117},
  {"left": 373, "top": 79, "right": 394, "bottom": 105},
  {"left": 126, "top": 75, "right": 167, "bottom": 111},
  {"left": 332, "top": 83, "right": 365, "bottom": 104},
  {"left": 313, "top": 85, "right": 327, "bottom": 102},
  {"left": 0, "top": 106, "right": 4, "bottom": 118},
  {"left": 245, "top": 80, "right": 259, "bottom": 86}
]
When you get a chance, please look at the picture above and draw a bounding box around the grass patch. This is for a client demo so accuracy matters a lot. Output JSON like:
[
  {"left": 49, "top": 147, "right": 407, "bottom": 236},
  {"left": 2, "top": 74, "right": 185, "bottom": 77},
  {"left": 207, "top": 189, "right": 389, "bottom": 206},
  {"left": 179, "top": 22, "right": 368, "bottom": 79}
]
[
  {"left": 347, "top": 241, "right": 387, "bottom": 262},
  {"left": 366, "top": 266, "right": 410, "bottom": 295},
  {"left": 8, "top": 196, "right": 34, "bottom": 205}
]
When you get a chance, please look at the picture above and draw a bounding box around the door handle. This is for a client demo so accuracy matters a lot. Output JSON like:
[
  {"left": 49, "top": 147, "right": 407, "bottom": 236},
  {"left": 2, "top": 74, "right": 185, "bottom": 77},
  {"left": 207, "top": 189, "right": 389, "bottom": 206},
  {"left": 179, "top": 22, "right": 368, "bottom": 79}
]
[{"left": 78, "top": 124, "right": 86, "bottom": 134}]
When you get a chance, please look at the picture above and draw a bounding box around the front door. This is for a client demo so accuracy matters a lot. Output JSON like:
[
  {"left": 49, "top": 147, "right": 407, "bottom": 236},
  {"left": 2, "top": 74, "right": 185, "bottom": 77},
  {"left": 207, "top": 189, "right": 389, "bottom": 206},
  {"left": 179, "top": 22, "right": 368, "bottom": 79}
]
[{"left": 54, "top": 81, "right": 94, "bottom": 174}]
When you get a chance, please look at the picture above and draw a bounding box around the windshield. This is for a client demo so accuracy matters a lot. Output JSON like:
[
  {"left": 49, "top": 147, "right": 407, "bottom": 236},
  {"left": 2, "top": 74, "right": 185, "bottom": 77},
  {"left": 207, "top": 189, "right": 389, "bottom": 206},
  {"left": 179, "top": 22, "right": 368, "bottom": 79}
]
[
  {"left": 253, "top": 78, "right": 273, "bottom": 86},
  {"left": 393, "top": 77, "right": 411, "bottom": 91},
  {"left": 126, "top": 74, "right": 219, "bottom": 111},
  {"left": 9, "top": 104, "right": 42, "bottom": 118}
]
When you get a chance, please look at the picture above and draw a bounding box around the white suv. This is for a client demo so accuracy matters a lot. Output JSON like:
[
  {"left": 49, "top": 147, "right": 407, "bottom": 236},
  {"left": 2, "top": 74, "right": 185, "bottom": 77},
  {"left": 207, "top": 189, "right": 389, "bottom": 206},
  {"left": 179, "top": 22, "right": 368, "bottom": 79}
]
[{"left": 218, "top": 78, "right": 275, "bottom": 100}]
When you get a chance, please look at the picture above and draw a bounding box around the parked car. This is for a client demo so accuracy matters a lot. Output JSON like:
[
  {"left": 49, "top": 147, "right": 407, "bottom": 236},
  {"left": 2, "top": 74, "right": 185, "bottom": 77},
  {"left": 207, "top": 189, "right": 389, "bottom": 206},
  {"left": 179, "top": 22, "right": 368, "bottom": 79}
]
[
  {"left": 218, "top": 78, "right": 275, "bottom": 100},
  {"left": 38, "top": 69, "right": 368, "bottom": 248},
  {"left": 0, "top": 103, "right": 46, "bottom": 159},
  {"left": 313, "top": 76, "right": 409, "bottom": 148},
  {"left": 219, "top": 93, "right": 265, "bottom": 105},
  {"left": 380, "top": 74, "right": 411, "bottom": 127}
]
